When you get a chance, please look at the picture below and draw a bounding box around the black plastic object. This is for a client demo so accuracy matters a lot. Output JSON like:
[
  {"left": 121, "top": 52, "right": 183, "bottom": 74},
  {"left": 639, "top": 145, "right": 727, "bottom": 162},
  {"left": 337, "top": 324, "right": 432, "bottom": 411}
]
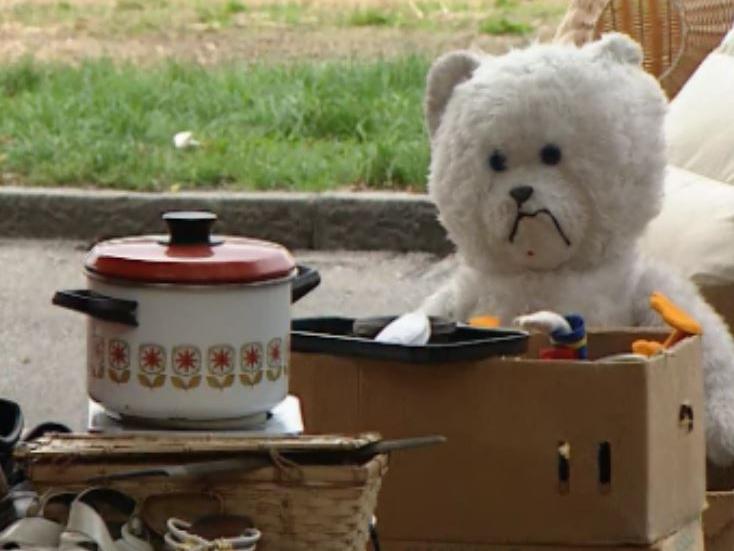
[
  {"left": 291, "top": 265, "right": 321, "bottom": 304},
  {"left": 291, "top": 317, "right": 528, "bottom": 364},
  {"left": 162, "top": 211, "right": 222, "bottom": 245},
  {"left": 353, "top": 315, "right": 456, "bottom": 341},
  {"left": 52, "top": 289, "right": 138, "bottom": 327},
  {"left": 0, "top": 400, "right": 22, "bottom": 455},
  {"left": 22, "top": 422, "right": 72, "bottom": 443},
  {"left": 0, "top": 399, "right": 23, "bottom": 488}
]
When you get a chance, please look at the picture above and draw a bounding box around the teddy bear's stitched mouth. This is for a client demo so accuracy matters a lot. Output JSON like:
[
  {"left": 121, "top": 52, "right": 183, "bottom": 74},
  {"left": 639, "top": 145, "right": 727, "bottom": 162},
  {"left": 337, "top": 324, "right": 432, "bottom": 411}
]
[{"left": 509, "top": 209, "right": 572, "bottom": 247}]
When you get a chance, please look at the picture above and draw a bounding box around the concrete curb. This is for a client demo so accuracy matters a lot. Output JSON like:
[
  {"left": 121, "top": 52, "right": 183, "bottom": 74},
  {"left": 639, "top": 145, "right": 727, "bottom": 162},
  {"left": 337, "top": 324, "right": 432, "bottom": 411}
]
[{"left": 0, "top": 187, "right": 453, "bottom": 254}]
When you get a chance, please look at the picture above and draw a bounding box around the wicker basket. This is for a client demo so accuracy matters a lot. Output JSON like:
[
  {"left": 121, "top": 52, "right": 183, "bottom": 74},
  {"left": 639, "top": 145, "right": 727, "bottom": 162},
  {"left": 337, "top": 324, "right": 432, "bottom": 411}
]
[
  {"left": 554, "top": 0, "right": 734, "bottom": 98},
  {"left": 15, "top": 433, "right": 388, "bottom": 551}
]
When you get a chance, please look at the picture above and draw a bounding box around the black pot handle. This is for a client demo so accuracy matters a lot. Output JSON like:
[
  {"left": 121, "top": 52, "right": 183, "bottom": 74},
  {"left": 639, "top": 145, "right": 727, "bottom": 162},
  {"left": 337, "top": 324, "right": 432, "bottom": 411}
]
[
  {"left": 52, "top": 290, "right": 138, "bottom": 327},
  {"left": 291, "top": 265, "right": 320, "bottom": 304}
]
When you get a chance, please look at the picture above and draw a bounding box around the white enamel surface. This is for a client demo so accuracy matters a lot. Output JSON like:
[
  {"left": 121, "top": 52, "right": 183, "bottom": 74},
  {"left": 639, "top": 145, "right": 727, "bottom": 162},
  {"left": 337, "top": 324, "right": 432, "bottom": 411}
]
[{"left": 85, "top": 276, "right": 289, "bottom": 420}]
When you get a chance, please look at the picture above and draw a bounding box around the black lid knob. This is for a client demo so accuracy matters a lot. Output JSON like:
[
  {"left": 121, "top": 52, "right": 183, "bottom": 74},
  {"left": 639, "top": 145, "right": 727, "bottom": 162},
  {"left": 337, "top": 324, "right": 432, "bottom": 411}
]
[{"left": 163, "top": 211, "right": 217, "bottom": 245}]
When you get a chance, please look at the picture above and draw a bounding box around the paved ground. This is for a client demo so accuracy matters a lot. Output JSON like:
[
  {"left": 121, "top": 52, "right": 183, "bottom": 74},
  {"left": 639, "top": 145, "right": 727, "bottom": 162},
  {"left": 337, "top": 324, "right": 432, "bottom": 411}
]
[{"left": 0, "top": 239, "right": 452, "bottom": 431}]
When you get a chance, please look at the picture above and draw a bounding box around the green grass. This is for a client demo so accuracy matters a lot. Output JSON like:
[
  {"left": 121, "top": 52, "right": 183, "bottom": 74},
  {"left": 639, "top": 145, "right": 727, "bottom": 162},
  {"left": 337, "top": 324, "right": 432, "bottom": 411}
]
[
  {"left": 479, "top": 14, "right": 532, "bottom": 35},
  {"left": 0, "top": 57, "right": 432, "bottom": 191},
  {"left": 347, "top": 8, "right": 396, "bottom": 27},
  {"left": 225, "top": 0, "right": 247, "bottom": 14},
  {"left": 478, "top": 0, "right": 565, "bottom": 35}
]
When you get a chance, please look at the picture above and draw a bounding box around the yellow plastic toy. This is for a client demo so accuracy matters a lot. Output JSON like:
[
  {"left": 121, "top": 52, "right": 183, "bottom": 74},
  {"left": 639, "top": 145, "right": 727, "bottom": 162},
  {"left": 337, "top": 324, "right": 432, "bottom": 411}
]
[
  {"left": 469, "top": 315, "right": 501, "bottom": 329},
  {"left": 632, "top": 292, "right": 702, "bottom": 357}
]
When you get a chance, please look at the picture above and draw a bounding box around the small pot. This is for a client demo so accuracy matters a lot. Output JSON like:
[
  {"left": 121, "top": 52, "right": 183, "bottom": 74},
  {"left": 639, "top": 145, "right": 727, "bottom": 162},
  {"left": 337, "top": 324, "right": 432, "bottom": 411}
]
[{"left": 53, "top": 211, "right": 320, "bottom": 423}]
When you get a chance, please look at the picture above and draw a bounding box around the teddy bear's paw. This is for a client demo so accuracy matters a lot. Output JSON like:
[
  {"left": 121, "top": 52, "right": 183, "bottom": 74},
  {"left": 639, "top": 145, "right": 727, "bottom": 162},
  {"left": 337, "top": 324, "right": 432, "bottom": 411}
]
[{"left": 584, "top": 33, "right": 643, "bottom": 65}]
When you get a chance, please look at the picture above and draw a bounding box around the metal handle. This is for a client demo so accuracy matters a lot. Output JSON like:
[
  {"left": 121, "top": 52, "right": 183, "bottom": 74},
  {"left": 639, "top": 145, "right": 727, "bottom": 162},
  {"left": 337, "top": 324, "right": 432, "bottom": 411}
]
[
  {"left": 291, "top": 265, "right": 320, "bottom": 303},
  {"left": 52, "top": 289, "right": 138, "bottom": 327},
  {"left": 353, "top": 435, "right": 447, "bottom": 461}
]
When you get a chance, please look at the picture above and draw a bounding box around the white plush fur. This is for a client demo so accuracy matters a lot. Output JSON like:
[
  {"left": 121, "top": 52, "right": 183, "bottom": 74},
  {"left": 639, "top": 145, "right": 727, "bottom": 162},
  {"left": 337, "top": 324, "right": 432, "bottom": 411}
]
[{"left": 421, "top": 33, "right": 734, "bottom": 466}]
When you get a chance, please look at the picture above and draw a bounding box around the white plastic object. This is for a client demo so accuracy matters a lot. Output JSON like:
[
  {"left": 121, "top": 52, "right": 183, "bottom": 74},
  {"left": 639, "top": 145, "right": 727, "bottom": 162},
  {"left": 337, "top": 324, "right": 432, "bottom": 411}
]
[
  {"left": 374, "top": 312, "right": 432, "bottom": 346},
  {"left": 173, "top": 131, "right": 200, "bottom": 150},
  {"left": 164, "top": 517, "right": 260, "bottom": 551},
  {"left": 513, "top": 311, "right": 572, "bottom": 335}
]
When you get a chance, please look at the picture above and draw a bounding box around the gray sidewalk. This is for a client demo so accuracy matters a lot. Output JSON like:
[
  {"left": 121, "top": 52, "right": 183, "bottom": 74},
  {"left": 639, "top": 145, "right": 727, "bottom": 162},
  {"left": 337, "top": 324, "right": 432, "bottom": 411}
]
[{"left": 0, "top": 239, "right": 452, "bottom": 430}]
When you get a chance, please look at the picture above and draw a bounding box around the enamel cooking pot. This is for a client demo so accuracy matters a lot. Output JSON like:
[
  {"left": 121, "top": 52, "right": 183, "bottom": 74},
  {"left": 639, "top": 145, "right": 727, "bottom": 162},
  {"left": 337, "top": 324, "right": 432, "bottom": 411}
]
[{"left": 53, "top": 211, "right": 320, "bottom": 424}]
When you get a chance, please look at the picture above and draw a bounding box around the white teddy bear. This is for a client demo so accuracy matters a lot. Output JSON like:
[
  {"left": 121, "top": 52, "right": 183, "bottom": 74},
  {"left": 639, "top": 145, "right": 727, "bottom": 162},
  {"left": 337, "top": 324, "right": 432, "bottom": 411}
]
[{"left": 420, "top": 33, "right": 734, "bottom": 466}]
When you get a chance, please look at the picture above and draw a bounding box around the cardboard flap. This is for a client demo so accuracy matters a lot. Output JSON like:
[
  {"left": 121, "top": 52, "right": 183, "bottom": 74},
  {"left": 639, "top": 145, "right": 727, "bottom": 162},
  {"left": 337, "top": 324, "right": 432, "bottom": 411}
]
[{"left": 705, "top": 492, "right": 734, "bottom": 536}]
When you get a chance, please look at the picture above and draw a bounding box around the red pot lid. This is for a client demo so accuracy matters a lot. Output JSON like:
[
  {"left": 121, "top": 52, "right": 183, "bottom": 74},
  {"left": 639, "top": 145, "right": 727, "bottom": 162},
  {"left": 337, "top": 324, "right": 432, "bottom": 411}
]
[{"left": 85, "top": 212, "right": 296, "bottom": 284}]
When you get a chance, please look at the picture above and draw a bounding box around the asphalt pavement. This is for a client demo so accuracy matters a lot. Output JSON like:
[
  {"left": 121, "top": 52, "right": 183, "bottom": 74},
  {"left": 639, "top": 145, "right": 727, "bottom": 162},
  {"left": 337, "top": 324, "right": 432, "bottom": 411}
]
[{"left": 0, "top": 239, "right": 452, "bottom": 431}]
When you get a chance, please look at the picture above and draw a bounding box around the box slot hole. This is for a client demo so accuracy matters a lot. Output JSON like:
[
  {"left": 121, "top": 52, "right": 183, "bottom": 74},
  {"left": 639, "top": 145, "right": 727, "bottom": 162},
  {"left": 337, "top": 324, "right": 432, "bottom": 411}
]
[
  {"left": 598, "top": 441, "right": 611, "bottom": 493},
  {"left": 679, "top": 403, "right": 694, "bottom": 433},
  {"left": 557, "top": 441, "right": 570, "bottom": 494}
]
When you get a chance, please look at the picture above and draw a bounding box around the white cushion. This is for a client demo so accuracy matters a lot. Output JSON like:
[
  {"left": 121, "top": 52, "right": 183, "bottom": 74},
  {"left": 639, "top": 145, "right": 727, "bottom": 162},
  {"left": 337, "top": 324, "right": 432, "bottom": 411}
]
[
  {"left": 665, "top": 28, "right": 734, "bottom": 184},
  {"left": 641, "top": 166, "right": 734, "bottom": 287},
  {"left": 721, "top": 26, "right": 734, "bottom": 55}
]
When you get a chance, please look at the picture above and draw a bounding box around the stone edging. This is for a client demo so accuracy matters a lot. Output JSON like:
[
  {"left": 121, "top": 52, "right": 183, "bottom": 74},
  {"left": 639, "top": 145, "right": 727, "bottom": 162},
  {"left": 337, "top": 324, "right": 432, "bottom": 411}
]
[{"left": 0, "top": 187, "right": 452, "bottom": 253}]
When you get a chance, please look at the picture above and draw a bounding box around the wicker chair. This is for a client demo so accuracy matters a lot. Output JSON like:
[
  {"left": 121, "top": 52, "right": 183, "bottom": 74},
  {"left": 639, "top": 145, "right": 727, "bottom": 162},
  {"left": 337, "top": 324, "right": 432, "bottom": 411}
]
[{"left": 553, "top": 0, "right": 734, "bottom": 98}]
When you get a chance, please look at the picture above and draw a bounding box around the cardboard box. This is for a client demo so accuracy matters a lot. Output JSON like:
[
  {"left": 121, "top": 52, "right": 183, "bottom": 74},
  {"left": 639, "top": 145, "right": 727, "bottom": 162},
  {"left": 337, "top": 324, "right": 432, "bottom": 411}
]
[
  {"left": 290, "top": 330, "right": 705, "bottom": 548},
  {"left": 378, "top": 519, "right": 704, "bottom": 551},
  {"left": 703, "top": 464, "right": 734, "bottom": 551},
  {"left": 704, "top": 492, "right": 734, "bottom": 551}
]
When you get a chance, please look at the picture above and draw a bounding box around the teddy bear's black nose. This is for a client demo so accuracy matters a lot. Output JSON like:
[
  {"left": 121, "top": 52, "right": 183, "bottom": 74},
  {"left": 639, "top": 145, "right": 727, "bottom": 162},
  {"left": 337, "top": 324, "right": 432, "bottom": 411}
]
[{"left": 509, "top": 186, "right": 534, "bottom": 205}]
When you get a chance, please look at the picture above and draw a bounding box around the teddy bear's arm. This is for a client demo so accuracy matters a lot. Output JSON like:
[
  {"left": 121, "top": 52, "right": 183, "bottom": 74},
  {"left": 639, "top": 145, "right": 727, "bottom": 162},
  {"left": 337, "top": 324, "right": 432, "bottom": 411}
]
[
  {"left": 634, "top": 258, "right": 734, "bottom": 466},
  {"left": 419, "top": 264, "right": 482, "bottom": 322}
]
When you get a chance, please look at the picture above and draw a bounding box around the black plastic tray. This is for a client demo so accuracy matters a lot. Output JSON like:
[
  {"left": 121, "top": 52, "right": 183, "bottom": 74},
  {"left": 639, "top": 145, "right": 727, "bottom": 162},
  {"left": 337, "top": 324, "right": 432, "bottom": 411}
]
[{"left": 291, "top": 317, "right": 529, "bottom": 364}]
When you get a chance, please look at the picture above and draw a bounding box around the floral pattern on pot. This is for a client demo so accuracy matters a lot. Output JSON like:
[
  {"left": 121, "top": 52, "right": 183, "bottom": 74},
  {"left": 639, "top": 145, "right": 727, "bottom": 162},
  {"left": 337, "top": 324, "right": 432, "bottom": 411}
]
[
  {"left": 171, "top": 345, "right": 202, "bottom": 391},
  {"left": 240, "top": 342, "right": 264, "bottom": 387},
  {"left": 91, "top": 338, "right": 288, "bottom": 392},
  {"left": 108, "top": 339, "right": 130, "bottom": 384},
  {"left": 90, "top": 336, "right": 105, "bottom": 379},
  {"left": 283, "top": 334, "right": 291, "bottom": 376},
  {"left": 207, "top": 345, "right": 235, "bottom": 390},
  {"left": 138, "top": 344, "right": 166, "bottom": 389},
  {"left": 266, "top": 338, "right": 283, "bottom": 381}
]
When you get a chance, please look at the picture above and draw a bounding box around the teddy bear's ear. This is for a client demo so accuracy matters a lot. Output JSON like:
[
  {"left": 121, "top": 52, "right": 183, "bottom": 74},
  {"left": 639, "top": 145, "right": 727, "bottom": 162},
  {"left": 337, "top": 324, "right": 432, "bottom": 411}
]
[
  {"left": 425, "top": 50, "right": 482, "bottom": 138},
  {"left": 584, "top": 32, "right": 643, "bottom": 65}
]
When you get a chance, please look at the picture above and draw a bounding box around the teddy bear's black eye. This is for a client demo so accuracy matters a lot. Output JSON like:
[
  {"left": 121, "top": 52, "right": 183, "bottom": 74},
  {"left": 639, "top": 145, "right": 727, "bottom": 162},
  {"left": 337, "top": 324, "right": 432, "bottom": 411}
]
[
  {"left": 489, "top": 150, "right": 507, "bottom": 172},
  {"left": 540, "top": 144, "right": 562, "bottom": 166}
]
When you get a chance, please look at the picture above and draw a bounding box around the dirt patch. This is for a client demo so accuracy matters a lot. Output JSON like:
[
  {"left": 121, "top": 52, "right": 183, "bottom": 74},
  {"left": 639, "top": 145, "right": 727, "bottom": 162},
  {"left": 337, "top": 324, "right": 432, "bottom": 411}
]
[
  {"left": 0, "top": 24, "right": 561, "bottom": 65},
  {"left": 0, "top": 0, "right": 565, "bottom": 64}
]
